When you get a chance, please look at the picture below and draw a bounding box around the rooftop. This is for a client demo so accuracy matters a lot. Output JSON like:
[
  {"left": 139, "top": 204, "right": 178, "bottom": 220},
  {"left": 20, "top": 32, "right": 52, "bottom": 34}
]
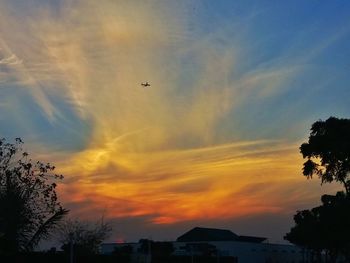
[{"left": 176, "top": 227, "right": 266, "bottom": 243}]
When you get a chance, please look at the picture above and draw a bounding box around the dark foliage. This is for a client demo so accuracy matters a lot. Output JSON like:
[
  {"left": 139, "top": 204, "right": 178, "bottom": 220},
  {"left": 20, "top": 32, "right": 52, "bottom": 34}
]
[
  {"left": 0, "top": 138, "right": 68, "bottom": 254},
  {"left": 300, "top": 117, "right": 350, "bottom": 194},
  {"left": 285, "top": 192, "right": 350, "bottom": 262},
  {"left": 286, "top": 118, "right": 350, "bottom": 262},
  {"left": 58, "top": 218, "right": 112, "bottom": 255}
]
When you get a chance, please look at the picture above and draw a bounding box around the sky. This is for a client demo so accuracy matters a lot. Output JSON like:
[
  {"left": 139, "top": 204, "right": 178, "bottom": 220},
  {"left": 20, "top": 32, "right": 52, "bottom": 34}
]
[{"left": 1, "top": 0, "right": 350, "bottom": 244}]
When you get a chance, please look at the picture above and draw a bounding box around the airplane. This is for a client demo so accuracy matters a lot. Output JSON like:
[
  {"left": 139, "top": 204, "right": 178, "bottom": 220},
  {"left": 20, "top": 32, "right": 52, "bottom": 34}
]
[{"left": 141, "top": 82, "right": 151, "bottom": 87}]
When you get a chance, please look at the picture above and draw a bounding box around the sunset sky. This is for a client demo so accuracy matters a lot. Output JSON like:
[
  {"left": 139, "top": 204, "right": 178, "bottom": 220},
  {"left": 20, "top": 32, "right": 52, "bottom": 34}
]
[{"left": 1, "top": 0, "right": 350, "bottom": 243}]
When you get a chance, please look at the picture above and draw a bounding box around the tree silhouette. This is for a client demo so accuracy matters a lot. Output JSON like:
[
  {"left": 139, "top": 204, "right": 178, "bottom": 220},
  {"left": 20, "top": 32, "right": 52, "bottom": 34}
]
[
  {"left": 0, "top": 138, "right": 68, "bottom": 254},
  {"left": 286, "top": 117, "right": 350, "bottom": 262},
  {"left": 58, "top": 218, "right": 112, "bottom": 255},
  {"left": 300, "top": 117, "right": 350, "bottom": 194},
  {"left": 285, "top": 192, "right": 350, "bottom": 262}
]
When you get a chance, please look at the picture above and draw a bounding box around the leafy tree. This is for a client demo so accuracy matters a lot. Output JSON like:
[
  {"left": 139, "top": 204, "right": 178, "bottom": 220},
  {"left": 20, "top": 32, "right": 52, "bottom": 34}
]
[
  {"left": 285, "top": 192, "right": 350, "bottom": 262},
  {"left": 300, "top": 117, "right": 350, "bottom": 194},
  {"left": 286, "top": 117, "right": 350, "bottom": 262},
  {"left": 58, "top": 218, "right": 112, "bottom": 255},
  {"left": 0, "top": 138, "right": 68, "bottom": 254}
]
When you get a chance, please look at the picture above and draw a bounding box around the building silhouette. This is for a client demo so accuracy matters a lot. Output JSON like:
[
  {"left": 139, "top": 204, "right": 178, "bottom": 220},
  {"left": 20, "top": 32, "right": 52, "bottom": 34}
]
[{"left": 101, "top": 227, "right": 308, "bottom": 263}]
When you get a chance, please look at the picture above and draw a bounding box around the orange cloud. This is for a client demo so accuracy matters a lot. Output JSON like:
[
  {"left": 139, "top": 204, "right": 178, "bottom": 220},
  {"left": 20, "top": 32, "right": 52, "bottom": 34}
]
[{"left": 57, "top": 140, "right": 337, "bottom": 224}]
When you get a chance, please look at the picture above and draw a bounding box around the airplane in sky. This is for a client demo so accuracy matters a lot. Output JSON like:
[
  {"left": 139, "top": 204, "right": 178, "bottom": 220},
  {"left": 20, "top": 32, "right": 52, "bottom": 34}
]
[{"left": 141, "top": 82, "right": 151, "bottom": 87}]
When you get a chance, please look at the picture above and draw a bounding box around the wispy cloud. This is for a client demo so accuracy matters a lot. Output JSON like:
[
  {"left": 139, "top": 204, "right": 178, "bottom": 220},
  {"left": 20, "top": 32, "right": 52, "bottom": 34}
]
[{"left": 0, "top": 54, "right": 23, "bottom": 66}]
